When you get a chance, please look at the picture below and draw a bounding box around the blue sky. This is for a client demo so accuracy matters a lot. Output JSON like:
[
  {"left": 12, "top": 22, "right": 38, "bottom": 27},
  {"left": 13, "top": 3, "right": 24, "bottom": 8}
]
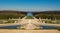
[{"left": 0, "top": 0, "right": 60, "bottom": 12}]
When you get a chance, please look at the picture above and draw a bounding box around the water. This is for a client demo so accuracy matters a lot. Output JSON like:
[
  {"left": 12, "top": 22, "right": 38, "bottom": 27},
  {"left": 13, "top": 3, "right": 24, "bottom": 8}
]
[
  {"left": 0, "top": 25, "right": 59, "bottom": 29},
  {"left": 27, "top": 12, "right": 33, "bottom": 16},
  {"left": 0, "top": 25, "right": 20, "bottom": 29},
  {"left": 40, "top": 25, "right": 59, "bottom": 29}
]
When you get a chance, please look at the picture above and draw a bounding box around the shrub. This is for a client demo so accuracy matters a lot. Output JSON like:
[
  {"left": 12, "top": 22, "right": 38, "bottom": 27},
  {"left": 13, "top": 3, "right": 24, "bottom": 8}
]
[{"left": 57, "top": 27, "right": 60, "bottom": 31}]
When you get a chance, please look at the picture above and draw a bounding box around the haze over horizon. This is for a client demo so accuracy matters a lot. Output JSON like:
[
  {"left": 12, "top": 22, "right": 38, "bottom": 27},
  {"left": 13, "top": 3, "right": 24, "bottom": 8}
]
[{"left": 0, "top": 0, "right": 60, "bottom": 12}]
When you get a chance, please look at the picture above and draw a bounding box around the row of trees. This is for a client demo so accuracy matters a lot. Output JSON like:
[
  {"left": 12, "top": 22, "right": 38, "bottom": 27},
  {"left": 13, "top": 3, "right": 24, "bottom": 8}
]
[
  {"left": 34, "top": 14, "right": 60, "bottom": 20},
  {"left": 0, "top": 14, "right": 26, "bottom": 19}
]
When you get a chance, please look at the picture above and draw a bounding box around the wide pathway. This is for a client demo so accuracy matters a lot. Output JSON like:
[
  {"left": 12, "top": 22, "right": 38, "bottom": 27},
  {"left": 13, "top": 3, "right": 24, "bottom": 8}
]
[{"left": 0, "top": 29, "right": 60, "bottom": 33}]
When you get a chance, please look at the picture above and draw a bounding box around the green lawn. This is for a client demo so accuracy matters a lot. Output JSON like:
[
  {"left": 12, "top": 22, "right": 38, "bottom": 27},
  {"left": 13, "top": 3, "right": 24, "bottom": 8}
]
[{"left": 26, "top": 16, "right": 34, "bottom": 19}]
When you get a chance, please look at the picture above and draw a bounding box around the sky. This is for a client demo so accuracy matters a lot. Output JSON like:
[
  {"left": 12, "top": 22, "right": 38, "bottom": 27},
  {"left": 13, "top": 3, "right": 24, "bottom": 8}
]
[{"left": 0, "top": 0, "right": 60, "bottom": 12}]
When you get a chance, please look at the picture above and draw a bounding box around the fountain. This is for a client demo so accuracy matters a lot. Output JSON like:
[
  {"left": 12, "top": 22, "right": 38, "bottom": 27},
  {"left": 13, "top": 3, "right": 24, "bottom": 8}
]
[{"left": 25, "top": 20, "right": 36, "bottom": 30}]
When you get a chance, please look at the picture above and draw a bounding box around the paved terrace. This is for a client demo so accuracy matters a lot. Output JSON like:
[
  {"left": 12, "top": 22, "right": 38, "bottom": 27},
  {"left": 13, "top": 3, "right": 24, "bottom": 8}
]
[{"left": 0, "top": 29, "right": 60, "bottom": 33}]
